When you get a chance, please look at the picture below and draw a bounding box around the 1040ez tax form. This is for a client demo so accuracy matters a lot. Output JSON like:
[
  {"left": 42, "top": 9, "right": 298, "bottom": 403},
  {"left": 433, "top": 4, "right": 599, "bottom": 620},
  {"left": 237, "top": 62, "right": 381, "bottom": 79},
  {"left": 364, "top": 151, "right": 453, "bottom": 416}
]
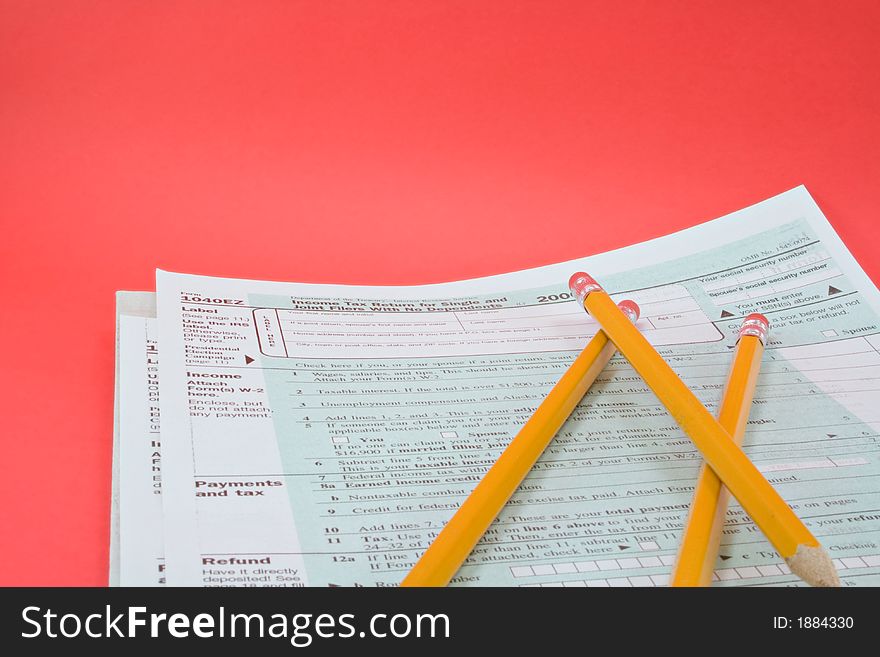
[{"left": 113, "top": 186, "right": 880, "bottom": 587}]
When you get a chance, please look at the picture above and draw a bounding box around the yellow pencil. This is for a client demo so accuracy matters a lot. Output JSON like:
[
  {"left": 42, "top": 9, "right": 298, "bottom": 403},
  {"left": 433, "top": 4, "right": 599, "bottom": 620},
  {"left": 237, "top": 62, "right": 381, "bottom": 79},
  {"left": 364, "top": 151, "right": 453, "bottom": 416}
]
[
  {"left": 569, "top": 272, "right": 839, "bottom": 587},
  {"left": 671, "top": 313, "right": 769, "bottom": 586},
  {"left": 400, "top": 300, "right": 641, "bottom": 587}
]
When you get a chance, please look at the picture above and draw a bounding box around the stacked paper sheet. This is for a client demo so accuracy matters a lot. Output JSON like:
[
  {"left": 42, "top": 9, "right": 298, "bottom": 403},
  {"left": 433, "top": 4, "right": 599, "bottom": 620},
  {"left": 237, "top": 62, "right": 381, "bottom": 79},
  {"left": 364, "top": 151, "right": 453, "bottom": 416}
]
[{"left": 112, "top": 186, "right": 880, "bottom": 587}]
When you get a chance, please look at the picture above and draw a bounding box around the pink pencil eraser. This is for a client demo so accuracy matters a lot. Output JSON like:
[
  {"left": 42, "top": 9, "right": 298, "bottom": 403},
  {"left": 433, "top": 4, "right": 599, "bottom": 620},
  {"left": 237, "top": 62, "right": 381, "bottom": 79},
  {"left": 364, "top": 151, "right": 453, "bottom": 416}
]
[
  {"left": 617, "top": 300, "right": 640, "bottom": 322},
  {"left": 739, "top": 312, "right": 770, "bottom": 343},
  {"left": 568, "top": 272, "right": 602, "bottom": 302},
  {"left": 745, "top": 312, "right": 769, "bottom": 326}
]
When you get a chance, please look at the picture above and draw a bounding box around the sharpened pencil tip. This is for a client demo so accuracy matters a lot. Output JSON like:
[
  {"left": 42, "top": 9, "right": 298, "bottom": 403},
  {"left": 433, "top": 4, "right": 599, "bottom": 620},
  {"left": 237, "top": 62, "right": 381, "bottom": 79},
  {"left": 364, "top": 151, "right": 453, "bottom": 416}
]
[{"left": 785, "top": 544, "right": 841, "bottom": 587}]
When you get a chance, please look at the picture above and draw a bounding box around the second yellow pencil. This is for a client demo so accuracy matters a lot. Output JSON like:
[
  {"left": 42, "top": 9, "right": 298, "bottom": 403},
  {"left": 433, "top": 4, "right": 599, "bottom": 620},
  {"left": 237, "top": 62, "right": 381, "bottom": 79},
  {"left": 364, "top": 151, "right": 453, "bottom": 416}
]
[{"left": 670, "top": 313, "right": 769, "bottom": 586}]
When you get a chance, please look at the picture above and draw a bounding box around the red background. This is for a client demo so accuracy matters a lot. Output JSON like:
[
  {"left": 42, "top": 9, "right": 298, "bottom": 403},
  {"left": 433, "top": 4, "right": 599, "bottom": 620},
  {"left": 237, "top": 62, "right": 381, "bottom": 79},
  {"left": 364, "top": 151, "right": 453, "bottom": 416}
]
[{"left": 1, "top": 1, "right": 878, "bottom": 585}]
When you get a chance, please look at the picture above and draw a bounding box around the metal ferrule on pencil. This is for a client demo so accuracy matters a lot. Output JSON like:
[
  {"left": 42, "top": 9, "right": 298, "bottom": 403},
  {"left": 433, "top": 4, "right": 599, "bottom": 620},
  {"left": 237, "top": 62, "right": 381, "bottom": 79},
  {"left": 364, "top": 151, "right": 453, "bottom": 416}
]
[
  {"left": 737, "top": 313, "right": 770, "bottom": 345},
  {"left": 568, "top": 272, "right": 603, "bottom": 304}
]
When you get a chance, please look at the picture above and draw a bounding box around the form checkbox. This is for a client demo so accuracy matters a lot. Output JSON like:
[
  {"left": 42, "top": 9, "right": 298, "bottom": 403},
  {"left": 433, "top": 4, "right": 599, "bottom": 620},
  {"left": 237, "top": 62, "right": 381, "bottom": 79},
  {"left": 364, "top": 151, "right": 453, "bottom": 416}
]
[
  {"left": 715, "top": 568, "right": 739, "bottom": 581},
  {"left": 840, "top": 557, "right": 866, "bottom": 569},
  {"left": 638, "top": 541, "right": 660, "bottom": 551},
  {"left": 821, "top": 329, "right": 838, "bottom": 337},
  {"left": 440, "top": 431, "right": 458, "bottom": 438},
  {"left": 331, "top": 436, "right": 349, "bottom": 444},
  {"left": 757, "top": 564, "right": 783, "bottom": 577},
  {"left": 628, "top": 576, "right": 654, "bottom": 587},
  {"left": 862, "top": 555, "right": 880, "bottom": 567},
  {"left": 650, "top": 574, "right": 670, "bottom": 586},
  {"left": 607, "top": 577, "right": 632, "bottom": 587}
]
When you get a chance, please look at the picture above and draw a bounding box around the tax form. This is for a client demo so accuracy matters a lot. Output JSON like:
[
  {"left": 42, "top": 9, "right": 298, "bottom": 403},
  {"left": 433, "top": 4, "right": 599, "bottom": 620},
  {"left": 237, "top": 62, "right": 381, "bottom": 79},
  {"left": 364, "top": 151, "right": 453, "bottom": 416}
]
[
  {"left": 157, "top": 186, "right": 880, "bottom": 587},
  {"left": 112, "top": 293, "right": 165, "bottom": 586}
]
